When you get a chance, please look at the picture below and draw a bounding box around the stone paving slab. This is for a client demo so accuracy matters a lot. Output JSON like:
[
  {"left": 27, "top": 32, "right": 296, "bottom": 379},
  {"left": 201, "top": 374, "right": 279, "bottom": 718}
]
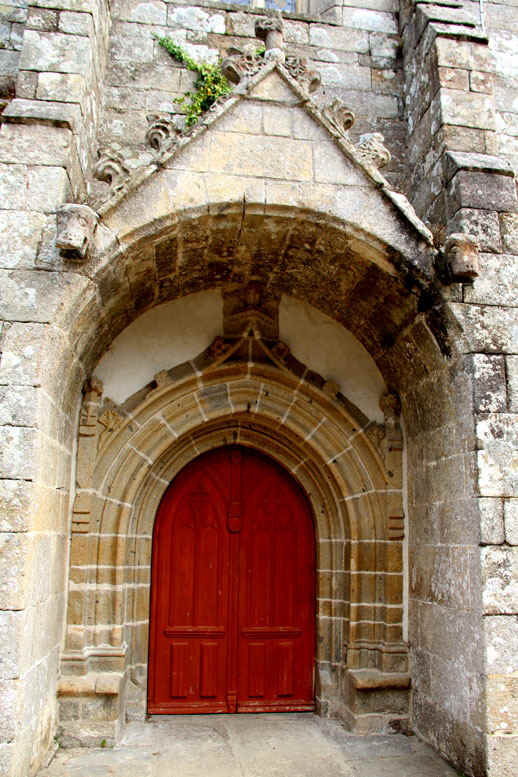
[{"left": 39, "top": 714, "right": 459, "bottom": 777}]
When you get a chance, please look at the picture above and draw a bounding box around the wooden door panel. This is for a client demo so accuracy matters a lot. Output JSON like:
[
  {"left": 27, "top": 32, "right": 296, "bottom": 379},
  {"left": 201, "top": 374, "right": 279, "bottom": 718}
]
[
  {"left": 148, "top": 454, "right": 232, "bottom": 713},
  {"left": 237, "top": 456, "right": 315, "bottom": 712},
  {"left": 148, "top": 447, "right": 315, "bottom": 715}
]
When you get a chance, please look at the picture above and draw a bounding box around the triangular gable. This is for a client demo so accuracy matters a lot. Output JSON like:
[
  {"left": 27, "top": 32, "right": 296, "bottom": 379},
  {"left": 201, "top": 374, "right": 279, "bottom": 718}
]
[{"left": 96, "top": 56, "right": 434, "bottom": 276}]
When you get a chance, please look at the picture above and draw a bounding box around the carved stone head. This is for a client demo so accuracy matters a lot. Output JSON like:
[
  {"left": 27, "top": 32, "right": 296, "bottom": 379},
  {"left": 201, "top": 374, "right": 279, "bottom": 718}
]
[
  {"left": 444, "top": 233, "right": 480, "bottom": 281},
  {"left": 56, "top": 204, "right": 98, "bottom": 262}
]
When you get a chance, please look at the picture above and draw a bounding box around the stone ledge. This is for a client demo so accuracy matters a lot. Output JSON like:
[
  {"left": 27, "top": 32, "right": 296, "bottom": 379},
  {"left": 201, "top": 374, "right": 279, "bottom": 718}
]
[
  {"left": 349, "top": 669, "right": 411, "bottom": 690},
  {"left": 58, "top": 672, "right": 123, "bottom": 697},
  {"left": 445, "top": 151, "right": 515, "bottom": 183},
  {"left": 1, "top": 98, "right": 81, "bottom": 133}
]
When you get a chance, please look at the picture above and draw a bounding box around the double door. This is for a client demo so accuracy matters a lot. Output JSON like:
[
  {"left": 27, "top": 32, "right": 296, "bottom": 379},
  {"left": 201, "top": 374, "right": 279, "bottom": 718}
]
[{"left": 147, "top": 446, "right": 315, "bottom": 713}]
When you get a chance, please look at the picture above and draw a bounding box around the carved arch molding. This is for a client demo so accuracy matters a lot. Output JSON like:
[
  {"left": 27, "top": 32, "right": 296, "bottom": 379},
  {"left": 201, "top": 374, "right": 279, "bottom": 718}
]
[{"left": 60, "top": 327, "right": 408, "bottom": 739}]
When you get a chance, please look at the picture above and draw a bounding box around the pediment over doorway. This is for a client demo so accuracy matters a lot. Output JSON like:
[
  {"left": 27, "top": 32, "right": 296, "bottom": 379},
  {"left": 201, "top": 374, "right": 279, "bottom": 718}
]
[{"left": 91, "top": 49, "right": 435, "bottom": 283}]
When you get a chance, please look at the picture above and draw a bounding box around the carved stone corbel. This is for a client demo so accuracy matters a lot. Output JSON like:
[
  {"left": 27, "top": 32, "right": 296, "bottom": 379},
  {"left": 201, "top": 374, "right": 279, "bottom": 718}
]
[
  {"left": 94, "top": 146, "right": 130, "bottom": 194},
  {"left": 323, "top": 98, "right": 355, "bottom": 135},
  {"left": 145, "top": 114, "right": 181, "bottom": 154},
  {"left": 356, "top": 133, "right": 391, "bottom": 169},
  {"left": 56, "top": 204, "right": 98, "bottom": 262},
  {"left": 380, "top": 391, "right": 402, "bottom": 446},
  {"left": 444, "top": 233, "right": 480, "bottom": 281},
  {"left": 284, "top": 55, "right": 321, "bottom": 94}
]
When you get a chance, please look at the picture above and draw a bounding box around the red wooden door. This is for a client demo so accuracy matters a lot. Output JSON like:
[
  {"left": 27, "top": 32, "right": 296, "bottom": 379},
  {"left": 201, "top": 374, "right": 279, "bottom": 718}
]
[{"left": 148, "top": 447, "right": 315, "bottom": 714}]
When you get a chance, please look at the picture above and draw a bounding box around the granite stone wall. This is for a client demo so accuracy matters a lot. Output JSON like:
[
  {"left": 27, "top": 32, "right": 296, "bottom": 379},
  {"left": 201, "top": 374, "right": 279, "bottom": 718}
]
[{"left": 0, "top": 1, "right": 517, "bottom": 776}]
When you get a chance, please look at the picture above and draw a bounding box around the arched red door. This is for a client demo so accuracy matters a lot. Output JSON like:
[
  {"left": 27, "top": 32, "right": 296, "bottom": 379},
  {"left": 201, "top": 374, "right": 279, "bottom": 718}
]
[{"left": 148, "top": 446, "right": 315, "bottom": 714}]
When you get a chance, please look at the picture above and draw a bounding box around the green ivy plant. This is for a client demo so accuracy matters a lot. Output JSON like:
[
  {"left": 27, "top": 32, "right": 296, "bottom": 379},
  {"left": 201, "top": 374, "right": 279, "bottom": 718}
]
[{"left": 154, "top": 35, "right": 232, "bottom": 127}]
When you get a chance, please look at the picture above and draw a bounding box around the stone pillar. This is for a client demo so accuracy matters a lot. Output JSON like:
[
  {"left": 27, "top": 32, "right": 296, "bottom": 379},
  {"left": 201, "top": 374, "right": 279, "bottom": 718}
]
[
  {"left": 0, "top": 1, "right": 111, "bottom": 774},
  {"left": 402, "top": 2, "right": 518, "bottom": 774}
]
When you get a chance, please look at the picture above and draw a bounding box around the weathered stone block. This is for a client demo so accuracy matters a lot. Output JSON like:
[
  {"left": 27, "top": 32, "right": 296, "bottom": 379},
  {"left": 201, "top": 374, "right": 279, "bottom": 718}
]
[
  {"left": 504, "top": 500, "right": 518, "bottom": 546},
  {"left": 37, "top": 71, "right": 85, "bottom": 102},
  {"left": 0, "top": 210, "right": 47, "bottom": 269},
  {"left": 0, "top": 384, "right": 39, "bottom": 427},
  {"left": 470, "top": 70, "right": 493, "bottom": 94},
  {"left": 26, "top": 7, "right": 58, "bottom": 31},
  {"left": 309, "top": 24, "right": 369, "bottom": 52},
  {"left": 447, "top": 171, "right": 518, "bottom": 216},
  {"left": 500, "top": 213, "right": 518, "bottom": 254},
  {"left": 59, "top": 10, "right": 93, "bottom": 35},
  {"left": 440, "top": 89, "right": 495, "bottom": 131},
  {"left": 168, "top": 6, "right": 224, "bottom": 34},
  {"left": 0, "top": 532, "right": 30, "bottom": 608},
  {"left": 0, "top": 162, "right": 26, "bottom": 209},
  {"left": 479, "top": 497, "right": 505, "bottom": 545},
  {"left": 448, "top": 208, "right": 501, "bottom": 252},
  {"left": 482, "top": 546, "right": 518, "bottom": 614},
  {"left": 343, "top": 8, "right": 398, "bottom": 34},
  {"left": 0, "top": 479, "right": 33, "bottom": 533},
  {"left": 472, "top": 356, "right": 507, "bottom": 417},
  {"left": 485, "top": 615, "right": 518, "bottom": 675},
  {"left": 0, "top": 427, "right": 37, "bottom": 481},
  {"left": 19, "top": 29, "right": 91, "bottom": 73},
  {"left": 0, "top": 122, "right": 74, "bottom": 166},
  {"left": 508, "top": 356, "right": 518, "bottom": 413},
  {"left": 318, "top": 62, "right": 371, "bottom": 89},
  {"left": 465, "top": 253, "right": 518, "bottom": 306},
  {"left": 487, "top": 734, "right": 518, "bottom": 777},
  {"left": 451, "top": 303, "right": 518, "bottom": 354},
  {"left": 209, "top": 130, "right": 313, "bottom": 181},
  {"left": 27, "top": 165, "right": 71, "bottom": 211},
  {"left": 1, "top": 97, "right": 82, "bottom": 133}
]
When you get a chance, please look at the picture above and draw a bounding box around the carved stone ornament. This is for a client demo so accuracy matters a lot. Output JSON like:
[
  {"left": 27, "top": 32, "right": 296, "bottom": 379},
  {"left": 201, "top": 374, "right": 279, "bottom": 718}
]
[
  {"left": 284, "top": 55, "right": 321, "bottom": 94},
  {"left": 222, "top": 43, "right": 264, "bottom": 86},
  {"left": 444, "top": 233, "right": 480, "bottom": 281},
  {"left": 323, "top": 98, "right": 355, "bottom": 135},
  {"left": 210, "top": 336, "right": 229, "bottom": 360},
  {"left": 84, "top": 376, "right": 103, "bottom": 397},
  {"left": 356, "top": 133, "right": 391, "bottom": 169},
  {"left": 255, "top": 12, "right": 284, "bottom": 62},
  {"left": 380, "top": 391, "right": 401, "bottom": 419},
  {"left": 146, "top": 114, "right": 181, "bottom": 153},
  {"left": 94, "top": 146, "right": 130, "bottom": 193},
  {"left": 56, "top": 204, "right": 98, "bottom": 262},
  {"left": 98, "top": 408, "right": 123, "bottom": 433},
  {"left": 271, "top": 341, "right": 290, "bottom": 362}
]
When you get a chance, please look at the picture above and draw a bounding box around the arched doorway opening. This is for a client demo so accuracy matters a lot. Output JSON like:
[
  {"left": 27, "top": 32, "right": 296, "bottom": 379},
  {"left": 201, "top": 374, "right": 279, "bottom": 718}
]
[{"left": 148, "top": 446, "right": 316, "bottom": 714}]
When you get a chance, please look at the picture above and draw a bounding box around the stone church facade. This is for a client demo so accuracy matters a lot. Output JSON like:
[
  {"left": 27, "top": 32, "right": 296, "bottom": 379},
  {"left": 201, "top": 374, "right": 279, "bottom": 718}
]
[{"left": 0, "top": 0, "right": 517, "bottom": 775}]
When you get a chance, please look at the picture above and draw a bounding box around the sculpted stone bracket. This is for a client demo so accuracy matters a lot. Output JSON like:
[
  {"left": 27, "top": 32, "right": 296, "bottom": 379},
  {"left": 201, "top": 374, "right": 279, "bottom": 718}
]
[
  {"left": 443, "top": 232, "right": 480, "bottom": 282},
  {"left": 56, "top": 203, "right": 98, "bottom": 262}
]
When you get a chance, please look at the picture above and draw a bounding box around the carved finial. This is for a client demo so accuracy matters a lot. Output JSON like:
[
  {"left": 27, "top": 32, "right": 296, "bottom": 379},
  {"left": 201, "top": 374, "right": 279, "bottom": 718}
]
[
  {"left": 56, "top": 204, "right": 98, "bottom": 262},
  {"left": 444, "top": 233, "right": 480, "bottom": 281},
  {"left": 255, "top": 12, "right": 284, "bottom": 62},
  {"left": 356, "top": 133, "right": 391, "bottom": 169},
  {"left": 284, "top": 55, "right": 321, "bottom": 93},
  {"left": 323, "top": 98, "right": 355, "bottom": 135},
  {"left": 94, "top": 146, "right": 130, "bottom": 193},
  {"left": 146, "top": 114, "right": 181, "bottom": 153}
]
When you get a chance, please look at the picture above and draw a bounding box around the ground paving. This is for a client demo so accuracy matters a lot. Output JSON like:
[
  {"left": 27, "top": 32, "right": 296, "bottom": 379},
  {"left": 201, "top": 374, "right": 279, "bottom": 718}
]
[{"left": 39, "top": 714, "right": 460, "bottom": 777}]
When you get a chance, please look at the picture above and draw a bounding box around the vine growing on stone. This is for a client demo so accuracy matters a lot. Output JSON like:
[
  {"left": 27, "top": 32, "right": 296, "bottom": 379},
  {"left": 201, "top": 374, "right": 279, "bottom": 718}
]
[{"left": 155, "top": 35, "right": 232, "bottom": 127}]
